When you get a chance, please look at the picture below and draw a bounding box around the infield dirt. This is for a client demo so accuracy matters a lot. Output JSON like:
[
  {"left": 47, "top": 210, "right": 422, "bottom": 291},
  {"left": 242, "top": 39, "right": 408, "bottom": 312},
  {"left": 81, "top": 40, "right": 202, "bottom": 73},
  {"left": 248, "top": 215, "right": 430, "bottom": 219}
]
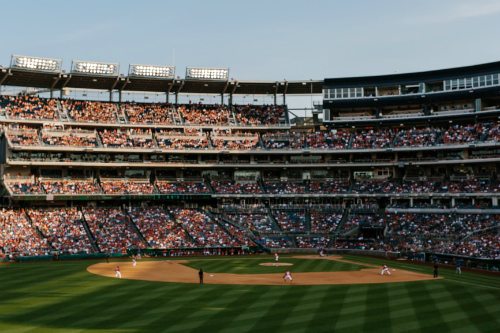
[{"left": 87, "top": 255, "right": 439, "bottom": 285}]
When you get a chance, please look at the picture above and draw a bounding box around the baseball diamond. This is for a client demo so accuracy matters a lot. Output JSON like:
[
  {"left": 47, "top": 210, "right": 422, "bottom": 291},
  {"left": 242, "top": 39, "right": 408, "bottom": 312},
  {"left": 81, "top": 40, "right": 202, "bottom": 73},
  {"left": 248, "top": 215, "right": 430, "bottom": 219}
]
[
  {"left": 1, "top": 1, "right": 500, "bottom": 332},
  {"left": 0, "top": 255, "right": 499, "bottom": 333},
  {"left": 87, "top": 256, "right": 439, "bottom": 285}
]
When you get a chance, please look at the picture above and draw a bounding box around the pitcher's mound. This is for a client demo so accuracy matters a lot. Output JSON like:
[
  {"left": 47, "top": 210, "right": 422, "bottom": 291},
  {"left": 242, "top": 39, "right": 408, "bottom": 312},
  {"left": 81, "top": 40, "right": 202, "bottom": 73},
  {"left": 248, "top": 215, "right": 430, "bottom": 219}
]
[{"left": 259, "top": 262, "right": 293, "bottom": 267}]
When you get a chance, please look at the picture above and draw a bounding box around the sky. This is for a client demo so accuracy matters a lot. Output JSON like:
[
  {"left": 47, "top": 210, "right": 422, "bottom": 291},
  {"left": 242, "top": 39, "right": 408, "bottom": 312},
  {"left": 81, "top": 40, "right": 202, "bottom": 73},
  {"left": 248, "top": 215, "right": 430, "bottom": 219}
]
[{"left": 1, "top": 0, "right": 500, "bottom": 109}]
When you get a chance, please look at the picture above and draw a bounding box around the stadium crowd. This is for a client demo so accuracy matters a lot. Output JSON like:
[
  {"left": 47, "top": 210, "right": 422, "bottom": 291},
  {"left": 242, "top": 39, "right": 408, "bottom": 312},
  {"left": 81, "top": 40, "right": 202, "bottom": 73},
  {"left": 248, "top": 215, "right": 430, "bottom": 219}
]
[
  {"left": 264, "top": 181, "right": 307, "bottom": 194},
  {"left": 273, "top": 210, "right": 307, "bottom": 233},
  {"left": 1, "top": 95, "right": 59, "bottom": 120},
  {"left": 63, "top": 100, "right": 117, "bottom": 123},
  {"left": 233, "top": 105, "right": 285, "bottom": 125},
  {"left": 211, "top": 180, "right": 263, "bottom": 194},
  {"left": 156, "top": 181, "right": 210, "bottom": 194},
  {"left": 129, "top": 207, "right": 196, "bottom": 248},
  {"left": 171, "top": 208, "right": 245, "bottom": 247},
  {"left": 8, "top": 180, "right": 45, "bottom": 194},
  {"left": 6, "top": 126, "right": 40, "bottom": 146},
  {"left": 123, "top": 103, "right": 177, "bottom": 124},
  {"left": 42, "top": 127, "right": 97, "bottom": 147},
  {"left": 41, "top": 179, "right": 102, "bottom": 194},
  {"left": 223, "top": 212, "right": 278, "bottom": 233},
  {"left": 211, "top": 130, "right": 259, "bottom": 150},
  {"left": 28, "top": 208, "right": 93, "bottom": 254},
  {"left": 100, "top": 180, "right": 154, "bottom": 195},
  {"left": 179, "top": 105, "right": 231, "bottom": 125},
  {"left": 83, "top": 207, "right": 146, "bottom": 253},
  {"left": 0, "top": 208, "right": 50, "bottom": 256},
  {"left": 0, "top": 206, "right": 497, "bottom": 259}
]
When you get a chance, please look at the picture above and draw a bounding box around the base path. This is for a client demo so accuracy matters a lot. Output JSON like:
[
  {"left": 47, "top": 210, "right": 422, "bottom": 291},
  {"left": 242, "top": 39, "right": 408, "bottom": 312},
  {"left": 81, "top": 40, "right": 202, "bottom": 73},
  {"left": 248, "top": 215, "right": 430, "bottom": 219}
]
[{"left": 87, "top": 256, "right": 439, "bottom": 286}]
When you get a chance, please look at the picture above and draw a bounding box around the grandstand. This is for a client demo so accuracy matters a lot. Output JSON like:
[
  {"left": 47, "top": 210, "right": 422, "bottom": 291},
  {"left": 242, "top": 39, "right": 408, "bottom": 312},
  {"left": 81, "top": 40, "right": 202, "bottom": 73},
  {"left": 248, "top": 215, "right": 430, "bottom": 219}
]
[{"left": 0, "top": 57, "right": 499, "bottom": 266}]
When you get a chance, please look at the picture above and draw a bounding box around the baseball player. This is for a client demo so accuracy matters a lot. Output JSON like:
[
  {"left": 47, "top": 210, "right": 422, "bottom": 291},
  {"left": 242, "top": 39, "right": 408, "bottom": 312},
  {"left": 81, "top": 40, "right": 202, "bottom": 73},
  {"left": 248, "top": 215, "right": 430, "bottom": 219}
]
[
  {"left": 115, "top": 265, "right": 122, "bottom": 279},
  {"left": 274, "top": 253, "right": 279, "bottom": 266},
  {"left": 199, "top": 268, "right": 204, "bottom": 285},
  {"left": 380, "top": 264, "right": 391, "bottom": 276},
  {"left": 132, "top": 258, "right": 137, "bottom": 267},
  {"left": 283, "top": 271, "right": 293, "bottom": 283},
  {"left": 455, "top": 260, "right": 462, "bottom": 275}
]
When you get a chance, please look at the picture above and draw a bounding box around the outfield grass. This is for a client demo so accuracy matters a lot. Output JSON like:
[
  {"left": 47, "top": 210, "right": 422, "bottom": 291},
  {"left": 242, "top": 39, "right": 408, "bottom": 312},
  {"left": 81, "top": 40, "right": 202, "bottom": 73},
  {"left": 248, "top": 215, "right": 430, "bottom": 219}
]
[
  {"left": 0, "top": 255, "right": 498, "bottom": 333},
  {"left": 185, "top": 257, "right": 367, "bottom": 274}
]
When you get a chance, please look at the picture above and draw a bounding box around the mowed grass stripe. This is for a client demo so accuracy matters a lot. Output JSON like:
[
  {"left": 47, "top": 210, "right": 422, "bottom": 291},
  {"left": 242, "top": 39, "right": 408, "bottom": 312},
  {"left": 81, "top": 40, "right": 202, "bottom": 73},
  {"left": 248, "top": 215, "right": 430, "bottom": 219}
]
[
  {"left": 103, "top": 284, "right": 190, "bottom": 330},
  {"left": 305, "top": 285, "right": 351, "bottom": 332},
  {"left": 148, "top": 287, "right": 241, "bottom": 332},
  {"left": 442, "top": 280, "right": 500, "bottom": 332},
  {"left": 363, "top": 284, "right": 392, "bottom": 332},
  {"left": 214, "top": 288, "right": 290, "bottom": 332},
  {"left": 386, "top": 284, "right": 422, "bottom": 332},
  {"left": 13, "top": 282, "right": 148, "bottom": 330},
  {"left": 273, "top": 286, "right": 326, "bottom": 331},
  {"left": 406, "top": 282, "right": 450, "bottom": 331},
  {"left": 86, "top": 284, "right": 185, "bottom": 330},
  {"left": 185, "top": 289, "right": 260, "bottom": 332},
  {"left": 295, "top": 258, "right": 321, "bottom": 272},
  {"left": 426, "top": 282, "right": 478, "bottom": 332},
  {"left": 334, "top": 285, "right": 369, "bottom": 331},
  {"left": 247, "top": 287, "right": 304, "bottom": 332}
]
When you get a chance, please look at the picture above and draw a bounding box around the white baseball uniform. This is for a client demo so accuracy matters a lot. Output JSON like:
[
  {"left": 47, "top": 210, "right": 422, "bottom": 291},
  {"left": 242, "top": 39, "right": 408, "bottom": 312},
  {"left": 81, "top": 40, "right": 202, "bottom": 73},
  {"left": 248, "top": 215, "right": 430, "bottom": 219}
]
[
  {"left": 380, "top": 265, "right": 391, "bottom": 275},
  {"left": 115, "top": 266, "right": 122, "bottom": 278}
]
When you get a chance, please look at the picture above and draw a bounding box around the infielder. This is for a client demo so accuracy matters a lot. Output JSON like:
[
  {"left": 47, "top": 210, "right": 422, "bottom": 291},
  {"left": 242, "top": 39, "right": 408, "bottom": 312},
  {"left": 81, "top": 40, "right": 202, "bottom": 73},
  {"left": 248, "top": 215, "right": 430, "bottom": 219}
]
[
  {"left": 380, "top": 264, "right": 391, "bottom": 276},
  {"left": 283, "top": 271, "right": 293, "bottom": 283},
  {"left": 132, "top": 258, "right": 137, "bottom": 267},
  {"left": 274, "top": 253, "right": 279, "bottom": 266},
  {"left": 115, "top": 265, "right": 122, "bottom": 279}
]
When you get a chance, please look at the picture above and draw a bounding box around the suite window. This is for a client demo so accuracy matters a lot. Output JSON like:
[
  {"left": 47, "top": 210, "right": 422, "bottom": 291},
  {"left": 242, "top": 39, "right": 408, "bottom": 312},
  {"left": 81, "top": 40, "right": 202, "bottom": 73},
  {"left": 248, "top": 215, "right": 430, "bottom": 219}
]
[
  {"left": 349, "top": 88, "right": 356, "bottom": 97},
  {"left": 458, "top": 78, "right": 466, "bottom": 89},
  {"left": 493, "top": 74, "right": 499, "bottom": 85},
  {"left": 473, "top": 77, "right": 479, "bottom": 87},
  {"left": 486, "top": 75, "right": 492, "bottom": 85}
]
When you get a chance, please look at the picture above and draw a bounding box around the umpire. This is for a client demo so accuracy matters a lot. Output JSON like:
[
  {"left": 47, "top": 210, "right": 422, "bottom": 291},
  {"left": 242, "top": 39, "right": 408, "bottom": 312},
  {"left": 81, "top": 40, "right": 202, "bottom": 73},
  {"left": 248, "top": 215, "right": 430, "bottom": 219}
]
[{"left": 199, "top": 268, "right": 204, "bottom": 284}]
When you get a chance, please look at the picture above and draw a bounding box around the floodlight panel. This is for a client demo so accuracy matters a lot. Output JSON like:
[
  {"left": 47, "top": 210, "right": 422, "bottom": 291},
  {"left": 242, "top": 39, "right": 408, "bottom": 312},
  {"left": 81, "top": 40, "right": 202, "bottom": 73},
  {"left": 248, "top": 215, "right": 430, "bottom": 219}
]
[
  {"left": 72, "top": 60, "right": 119, "bottom": 76},
  {"left": 11, "top": 55, "right": 62, "bottom": 72},
  {"left": 129, "top": 64, "right": 175, "bottom": 78},
  {"left": 186, "top": 67, "right": 229, "bottom": 80}
]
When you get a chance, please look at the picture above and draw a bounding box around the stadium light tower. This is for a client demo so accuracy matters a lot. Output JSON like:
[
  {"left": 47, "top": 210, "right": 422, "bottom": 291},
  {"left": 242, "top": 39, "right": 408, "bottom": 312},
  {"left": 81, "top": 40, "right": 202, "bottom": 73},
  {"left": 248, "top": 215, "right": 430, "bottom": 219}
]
[
  {"left": 185, "top": 67, "right": 229, "bottom": 80},
  {"left": 11, "top": 55, "right": 62, "bottom": 72},
  {"left": 71, "top": 60, "right": 119, "bottom": 76},
  {"left": 129, "top": 64, "right": 175, "bottom": 79}
]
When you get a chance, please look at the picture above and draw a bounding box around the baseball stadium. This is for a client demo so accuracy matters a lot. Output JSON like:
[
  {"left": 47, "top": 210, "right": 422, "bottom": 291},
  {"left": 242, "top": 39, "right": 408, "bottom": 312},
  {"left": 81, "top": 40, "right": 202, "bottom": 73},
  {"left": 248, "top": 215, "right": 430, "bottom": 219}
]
[{"left": 0, "top": 1, "right": 499, "bottom": 332}]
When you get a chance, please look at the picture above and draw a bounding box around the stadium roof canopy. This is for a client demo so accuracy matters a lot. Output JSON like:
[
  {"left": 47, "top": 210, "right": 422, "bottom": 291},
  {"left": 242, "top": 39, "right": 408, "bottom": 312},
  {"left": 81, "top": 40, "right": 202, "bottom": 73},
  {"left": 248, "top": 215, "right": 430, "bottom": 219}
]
[
  {"left": 324, "top": 61, "right": 500, "bottom": 87},
  {"left": 0, "top": 66, "right": 322, "bottom": 95}
]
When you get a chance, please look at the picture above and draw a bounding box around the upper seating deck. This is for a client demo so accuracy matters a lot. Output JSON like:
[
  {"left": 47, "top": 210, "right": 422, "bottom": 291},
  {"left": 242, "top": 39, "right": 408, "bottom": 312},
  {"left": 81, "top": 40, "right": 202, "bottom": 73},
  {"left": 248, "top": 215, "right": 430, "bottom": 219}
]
[
  {"left": 4, "top": 120, "right": 500, "bottom": 153},
  {"left": 0, "top": 96, "right": 289, "bottom": 128}
]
